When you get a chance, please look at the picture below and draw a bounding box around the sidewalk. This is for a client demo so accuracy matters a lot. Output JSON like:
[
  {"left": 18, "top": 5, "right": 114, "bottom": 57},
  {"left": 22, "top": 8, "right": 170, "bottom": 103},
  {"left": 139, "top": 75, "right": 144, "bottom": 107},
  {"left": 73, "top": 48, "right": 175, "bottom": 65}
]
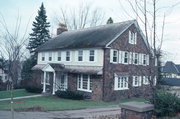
[{"left": 0, "top": 94, "right": 43, "bottom": 101}]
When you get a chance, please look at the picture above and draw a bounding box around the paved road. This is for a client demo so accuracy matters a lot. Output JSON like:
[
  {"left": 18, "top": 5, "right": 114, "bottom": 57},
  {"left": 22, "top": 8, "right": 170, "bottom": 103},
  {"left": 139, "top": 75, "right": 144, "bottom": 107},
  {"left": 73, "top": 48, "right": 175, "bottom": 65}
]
[
  {"left": 0, "top": 95, "right": 43, "bottom": 101},
  {"left": 0, "top": 106, "right": 121, "bottom": 119}
]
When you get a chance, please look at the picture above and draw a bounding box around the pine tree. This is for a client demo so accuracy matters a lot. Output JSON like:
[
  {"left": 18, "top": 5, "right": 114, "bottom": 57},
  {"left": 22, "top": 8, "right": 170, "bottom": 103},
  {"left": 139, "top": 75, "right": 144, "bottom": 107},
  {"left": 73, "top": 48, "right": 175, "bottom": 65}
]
[
  {"left": 27, "top": 3, "right": 50, "bottom": 53},
  {"left": 107, "top": 17, "right": 113, "bottom": 24}
]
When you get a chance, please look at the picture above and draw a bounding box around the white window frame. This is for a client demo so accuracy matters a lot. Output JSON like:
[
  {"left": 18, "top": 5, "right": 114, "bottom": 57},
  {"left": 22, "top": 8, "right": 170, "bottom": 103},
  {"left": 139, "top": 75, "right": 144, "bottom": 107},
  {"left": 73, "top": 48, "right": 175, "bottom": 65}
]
[
  {"left": 41, "top": 52, "right": 45, "bottom": 61},
  {"left": 77, "top": 74, "right": 92, "bottom": 92},
  {"left": 66, "top": 51, "right": 70, "bottom": 61},
  {"left": 89, "top": 50, "right": 95, "bottom": 62},
  {"left": 113, "top": 50, "right": 118, "bottom": 63},
  {"left": 129, "top": 31, "right": 137, "bottom": 44},
  {"left": 57, "top": 51, "right": 61, "bottom": 61},
  {"left": 133, "top": 76, "right": 142, "bottom": 87},
  {"left": 114, "top": 75, "right": 129, "bottom": 90},
  {"left": 78, "top": 50, "right": 83, "bottom": 61},
  {"left": 48, "top": 52, "right": 52, "bottom": 61}
]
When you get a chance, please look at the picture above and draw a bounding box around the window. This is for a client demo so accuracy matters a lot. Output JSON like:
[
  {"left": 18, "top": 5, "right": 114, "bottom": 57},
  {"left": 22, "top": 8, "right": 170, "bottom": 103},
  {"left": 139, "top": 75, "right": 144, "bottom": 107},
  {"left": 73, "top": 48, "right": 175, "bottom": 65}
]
[
  {"left": 113, "top": 50, "right": 118, "bottom": 62},
  {"left": 143, "top": 54, "right": 147, "bottom": 65},
  {"left": 78, "top": 50, "right": 83, "bottom": 61},
  {"left": 129, "top": 31, "right": 137, "bottom": 44},
  {"left": 49, "top": 52, "right": 52, "bottom": 61},
  {"left": 66, "top": 51, "right": 70, "bottom": 61},
  {"left": 57, "top": 51, "right": 61, "bottom": 61},
  {"left": 114, "top": 75, "right": 129, "bottom": 90},
  {"left": 143, "top": 76, "right": 149, "bottom": 85},
  {"left": 133, "top": 76, "right": 141, "bottom": 87},
  {"left": 42, "top": 53, "right": 45, "bottom": 61},
  {"left": 89, "top": 50, "right": 95, "bottom": 61},
  {"left": 134, "top": 53, "right": 138, "bottom": 64},
  {"left": 124, "top": 52, "right": 129, "bottom": 64},
  {"left": 77, "top": 74, "right": 92, "bottom": 92}
]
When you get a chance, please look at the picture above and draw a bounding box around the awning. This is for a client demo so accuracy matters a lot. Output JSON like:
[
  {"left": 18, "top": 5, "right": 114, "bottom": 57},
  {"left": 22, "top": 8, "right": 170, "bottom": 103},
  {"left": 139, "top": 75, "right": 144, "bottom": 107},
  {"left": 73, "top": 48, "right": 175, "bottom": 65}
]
[{"left": 32, "top": 63, "right": 103, "bottom": 75}]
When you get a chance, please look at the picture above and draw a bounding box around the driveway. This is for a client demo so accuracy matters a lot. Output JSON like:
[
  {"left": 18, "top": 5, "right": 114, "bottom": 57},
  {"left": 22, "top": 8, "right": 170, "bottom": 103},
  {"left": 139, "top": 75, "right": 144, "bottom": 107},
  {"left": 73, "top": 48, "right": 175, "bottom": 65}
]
[{"left": 0, "top": 105, "right": 121, "bottom": 119}]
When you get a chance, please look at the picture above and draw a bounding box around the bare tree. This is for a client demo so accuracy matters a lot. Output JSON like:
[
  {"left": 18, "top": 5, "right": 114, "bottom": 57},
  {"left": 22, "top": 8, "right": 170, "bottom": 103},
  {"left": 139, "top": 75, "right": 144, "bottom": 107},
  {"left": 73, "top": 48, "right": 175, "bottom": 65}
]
[
  {"left": 0, "top": 14, "right": 30, "bottom": 119},
  {"left": 54, "top": 2, "right": 105, "bottom": 30}
]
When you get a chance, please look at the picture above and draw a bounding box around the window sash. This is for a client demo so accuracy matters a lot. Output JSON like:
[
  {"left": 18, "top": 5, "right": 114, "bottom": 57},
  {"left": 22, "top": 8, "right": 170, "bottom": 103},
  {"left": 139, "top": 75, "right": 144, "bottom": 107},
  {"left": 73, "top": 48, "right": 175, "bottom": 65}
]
[
  {"left": 58, "top": 52, "right": 61, "bottom": 61},
  {"left": 89, "top": 50, "right": 95, "bottom": 61},
  {"left": 115, "top": 75, "right": 129, "bottom": 90},
  {"left": 66, "top": 51, "right": 70, "bottom": 61},
  {"left": 77, "top": 74, "right": 92, "bottom": 92},
  {"left": 78, "top": 50, "right": 83, "bottom": 61}
]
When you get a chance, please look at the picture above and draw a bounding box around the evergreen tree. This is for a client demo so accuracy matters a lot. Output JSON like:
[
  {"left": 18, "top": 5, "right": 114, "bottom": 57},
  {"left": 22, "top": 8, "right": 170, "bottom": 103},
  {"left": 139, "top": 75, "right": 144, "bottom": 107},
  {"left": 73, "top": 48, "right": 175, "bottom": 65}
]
[
  {"left": 27, "top": 3, "right": 50, "bottom": 53},
  {"left": 107, "top": 17, "right": 113, "bottom": 24}
]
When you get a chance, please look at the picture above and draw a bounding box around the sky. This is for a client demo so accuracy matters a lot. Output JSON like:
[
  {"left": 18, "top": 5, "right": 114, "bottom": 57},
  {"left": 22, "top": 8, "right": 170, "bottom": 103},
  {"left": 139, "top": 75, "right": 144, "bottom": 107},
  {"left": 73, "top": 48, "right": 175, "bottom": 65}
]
[{"left": 0, "top": 0, "right": 180, "bottom": 64}]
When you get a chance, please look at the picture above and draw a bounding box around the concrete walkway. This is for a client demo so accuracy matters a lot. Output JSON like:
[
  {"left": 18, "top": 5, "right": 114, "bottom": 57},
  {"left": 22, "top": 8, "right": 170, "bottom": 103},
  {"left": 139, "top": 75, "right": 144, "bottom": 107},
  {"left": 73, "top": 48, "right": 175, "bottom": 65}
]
[
  {"left": 0, "top": 94, "right": 43, "bottom": 101},
  {"left": 0, "top": 106, "right": 121, "bottom": 119}
]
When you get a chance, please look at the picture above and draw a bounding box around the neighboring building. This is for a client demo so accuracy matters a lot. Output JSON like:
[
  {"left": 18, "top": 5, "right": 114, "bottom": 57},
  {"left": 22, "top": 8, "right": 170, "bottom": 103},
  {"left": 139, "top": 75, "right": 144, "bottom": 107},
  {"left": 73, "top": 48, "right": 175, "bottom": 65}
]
[
  {"left": 32, "top": 20, "right": 157, "bottom": 101},
  {"left": 162, "top": 61, "right": 180, "bottom": 78},
  {"left": 0, "top": 68, "right": 8, "bottom": 83}
]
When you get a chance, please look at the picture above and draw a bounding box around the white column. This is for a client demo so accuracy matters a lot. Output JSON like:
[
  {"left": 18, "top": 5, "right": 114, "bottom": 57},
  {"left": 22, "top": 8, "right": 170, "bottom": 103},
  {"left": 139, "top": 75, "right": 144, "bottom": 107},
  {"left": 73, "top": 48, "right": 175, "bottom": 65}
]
[
  {"left": 52, "top": 71, "right": 56, "bottom": 95},
  {"left": 43, "top": 71, "right": 46, "bottom": 93}
]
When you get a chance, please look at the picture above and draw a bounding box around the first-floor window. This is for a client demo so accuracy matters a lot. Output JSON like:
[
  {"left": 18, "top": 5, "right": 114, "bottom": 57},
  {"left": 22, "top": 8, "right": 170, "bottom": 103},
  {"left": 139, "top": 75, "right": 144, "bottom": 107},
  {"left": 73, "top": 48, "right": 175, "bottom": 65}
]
[
  {"left": 114, "top": 75, "right": 128, "bottom": 90},
  {"left": 77, "top": 74, "right": 92, "bottom": 92},
  {"left": 124, "top": 52, "right": 129, "bottom": 64},
  {"left": 143, "top": 76, "right": 149, "bottom": 85},
  {"left": 134, "top": 53, "right": 138, "bottom": 64},
  {"left": 133, "top": 76, "right": 141, "bottom": 87}
]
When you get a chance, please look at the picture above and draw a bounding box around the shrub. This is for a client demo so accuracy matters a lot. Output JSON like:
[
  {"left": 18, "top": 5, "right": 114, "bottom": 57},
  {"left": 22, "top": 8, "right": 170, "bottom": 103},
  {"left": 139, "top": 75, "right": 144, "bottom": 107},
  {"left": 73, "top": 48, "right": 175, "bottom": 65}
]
[
  {"left": 25, "top": 86, "right": 42, "bottom": 93},
  {"left": 55, "top": 90, "right": 84, "bottom": 100},
  {"left": 150, "top": 91, "right": 180, "bottom": 117}
]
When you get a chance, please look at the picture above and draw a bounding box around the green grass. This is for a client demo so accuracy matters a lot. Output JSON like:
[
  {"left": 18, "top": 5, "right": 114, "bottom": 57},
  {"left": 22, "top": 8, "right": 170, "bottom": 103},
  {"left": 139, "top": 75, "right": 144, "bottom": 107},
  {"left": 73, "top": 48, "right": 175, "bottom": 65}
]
[
  {"left": 0, "top": 89, "right": 36, "bottom": 99},
  {"left": 0, "top": 96, "right": 146, "bottom": 111}
]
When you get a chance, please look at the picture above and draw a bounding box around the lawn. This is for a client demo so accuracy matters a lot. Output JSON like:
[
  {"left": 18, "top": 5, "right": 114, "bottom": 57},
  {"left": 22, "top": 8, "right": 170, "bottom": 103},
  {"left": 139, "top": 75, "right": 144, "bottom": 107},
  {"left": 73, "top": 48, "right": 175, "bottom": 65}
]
[
  {"left": 0, "top": 96, "right": 146, "bottom": 111},
  {"left": 0, "top": 89, "right": 36, "bottom": 99}
]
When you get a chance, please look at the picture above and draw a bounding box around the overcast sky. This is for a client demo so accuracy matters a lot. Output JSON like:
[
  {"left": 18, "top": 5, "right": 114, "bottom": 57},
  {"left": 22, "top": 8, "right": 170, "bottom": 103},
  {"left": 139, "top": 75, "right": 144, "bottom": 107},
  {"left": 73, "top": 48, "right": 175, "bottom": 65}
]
[{"left": 0, "top": 0, "right": 180, "bottom": 64}]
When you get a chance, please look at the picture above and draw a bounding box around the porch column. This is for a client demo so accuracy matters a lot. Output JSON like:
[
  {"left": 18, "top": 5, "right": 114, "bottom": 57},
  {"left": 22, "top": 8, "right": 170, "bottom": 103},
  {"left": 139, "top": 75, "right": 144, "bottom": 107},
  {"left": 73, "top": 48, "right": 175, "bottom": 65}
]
[
  {"left": 52, "top": 71, "right": 56, "bottom": 95},
  {"left": 43, "top": 71, "right": 46, "bottom": 93}
]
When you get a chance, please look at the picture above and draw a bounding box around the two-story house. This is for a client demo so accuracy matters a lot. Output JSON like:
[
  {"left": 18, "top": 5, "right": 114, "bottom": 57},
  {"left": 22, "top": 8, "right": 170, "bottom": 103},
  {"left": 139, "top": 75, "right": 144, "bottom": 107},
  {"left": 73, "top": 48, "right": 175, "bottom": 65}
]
[{"left": 32, "top": 20, "right": 157, "bottom": 101}]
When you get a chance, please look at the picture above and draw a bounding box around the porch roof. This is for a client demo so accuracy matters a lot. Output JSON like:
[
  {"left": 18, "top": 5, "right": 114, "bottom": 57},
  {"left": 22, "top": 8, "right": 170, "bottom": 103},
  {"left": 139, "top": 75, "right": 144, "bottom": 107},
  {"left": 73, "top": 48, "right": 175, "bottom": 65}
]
[{"left": 32, "top": 64, "right": 103, "bottom": 75}]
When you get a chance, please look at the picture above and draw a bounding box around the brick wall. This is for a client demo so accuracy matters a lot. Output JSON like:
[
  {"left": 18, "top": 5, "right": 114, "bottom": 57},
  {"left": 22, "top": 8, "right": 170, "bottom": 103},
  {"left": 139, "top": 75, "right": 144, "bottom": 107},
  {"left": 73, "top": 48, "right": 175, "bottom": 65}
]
[{"left": 102, "top": 24, "right": 157, "bottom": 101}]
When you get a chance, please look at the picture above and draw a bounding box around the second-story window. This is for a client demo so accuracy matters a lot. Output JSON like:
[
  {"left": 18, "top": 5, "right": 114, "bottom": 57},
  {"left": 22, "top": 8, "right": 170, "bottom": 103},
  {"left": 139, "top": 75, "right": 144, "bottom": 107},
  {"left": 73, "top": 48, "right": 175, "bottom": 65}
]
[
  {"left": 143, "top": 54, "right": 147, "bottom": 65},
  {"left": 78, "top": 50, "right": 83, "bottom": 61},
  {"left": 134, "top": 53, "right": 138, "bottom": 64},
  {"left": 57, "top": 51, "right": 61, "bottom": 61},
  {"left": 49, "top": 52, "right": 52, "bottom": 61},
  {"left": 124, "top": 52, "right": 128, "bottom": 64},
  {"left": 66, "top": 51, "right": 70, "bottom": 61},
  {"left": 113, "top": 50, "right": 118, "bottom": 62},
  {"left": 129, "top": 31, "right": 137, "bottom": 44},
  {"left": 41, "top": 53, "right": 45, "bottom": 61},
  {"left": 89, "top": 50, "right": 94, "bottom": 61}
]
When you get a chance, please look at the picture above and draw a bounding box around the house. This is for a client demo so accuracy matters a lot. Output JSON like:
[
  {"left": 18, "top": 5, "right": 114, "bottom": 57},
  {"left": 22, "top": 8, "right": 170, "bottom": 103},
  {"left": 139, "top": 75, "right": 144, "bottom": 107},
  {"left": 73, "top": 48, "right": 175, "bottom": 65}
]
[
  {"left": 32, "top": 20, "right": 157, "bottom": 101},
  {"left": 162, "top": 61, "right": 180, "bottom": 78},
  {"left": 0, "top": 67, "right": 8, "bottom": 83}
]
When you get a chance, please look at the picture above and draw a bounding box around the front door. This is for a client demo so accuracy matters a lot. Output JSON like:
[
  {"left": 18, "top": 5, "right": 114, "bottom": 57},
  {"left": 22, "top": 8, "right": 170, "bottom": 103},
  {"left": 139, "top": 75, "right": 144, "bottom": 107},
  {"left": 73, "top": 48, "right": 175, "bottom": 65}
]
[{"left": 56, "top": 73, "right": 68, "bottom": 91}]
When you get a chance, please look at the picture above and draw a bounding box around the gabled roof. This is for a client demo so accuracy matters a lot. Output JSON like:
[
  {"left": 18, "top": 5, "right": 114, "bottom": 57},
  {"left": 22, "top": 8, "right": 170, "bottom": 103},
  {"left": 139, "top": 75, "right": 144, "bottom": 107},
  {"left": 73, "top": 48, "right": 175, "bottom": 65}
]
[
  {"left": 162, "top": 61, "right": 179, "bottom": 74},
  {"left": 37, "top": 20, "right": 140, "bottom": 52}
]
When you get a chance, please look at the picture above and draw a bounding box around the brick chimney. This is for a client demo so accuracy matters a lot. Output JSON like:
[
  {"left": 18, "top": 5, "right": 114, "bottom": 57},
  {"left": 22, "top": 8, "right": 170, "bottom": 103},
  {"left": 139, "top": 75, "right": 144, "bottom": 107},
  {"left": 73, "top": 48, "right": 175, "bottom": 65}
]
[{"left": 57, "top": 23, "right": 68, "bottom": 35}]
